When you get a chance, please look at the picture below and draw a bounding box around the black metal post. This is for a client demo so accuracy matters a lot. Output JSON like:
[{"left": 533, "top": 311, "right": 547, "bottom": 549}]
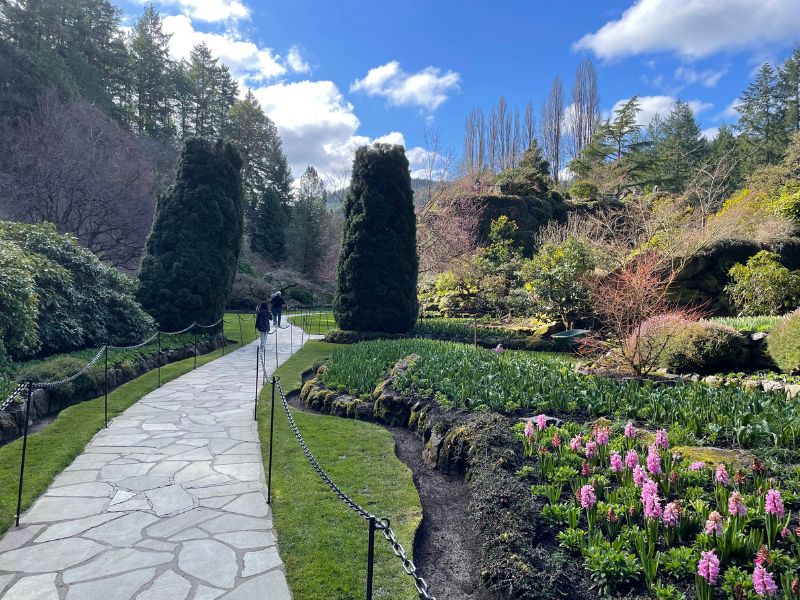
[
  {"left": 104, "top": 344, "right": 109, "bottom": 428},
  {"left": 474, "top": 318, "right": 478, "bottom": 348},
  {"left": 157, "top": 332, "right": 162, "bottom": 388},
  {"left": 290, "top": 316, "right": 293, "bottom": 354},
  {"left": 193, "top": 325, "right": 198, "bottom": 370},
  {"left": 238, "top": 313, "right": 244, "bottom": 346},
  {"left": 275, "top": 325, "right": 279, "bottom": 370},
  {"left": 16, "top": 382, "right": 32, "bottom": 527},
  {"left": 366, "top": 516, "right": 376, "bottom": 600},
  {"left": 254, "top": 346, "right": 260, "bottom": 421},
  {"left": 267, "top": 377, "right": 276, "bottom": 504}
]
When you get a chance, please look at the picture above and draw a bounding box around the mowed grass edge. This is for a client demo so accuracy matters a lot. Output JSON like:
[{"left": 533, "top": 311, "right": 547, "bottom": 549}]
[
  {"left": 0, "top": 314, "right": 257, "bottom": 535},
  {"left": 258, "top": 340, "right": 422, "bottom": 600}
]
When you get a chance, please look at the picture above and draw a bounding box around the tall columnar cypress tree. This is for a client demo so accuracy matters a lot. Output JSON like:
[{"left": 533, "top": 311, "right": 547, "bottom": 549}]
[
  {"left": 334, "top": 144, "right": 418, "bottom": 333},
  {"left": 137, "top": 138, "right": 243, "bottom": 330}
]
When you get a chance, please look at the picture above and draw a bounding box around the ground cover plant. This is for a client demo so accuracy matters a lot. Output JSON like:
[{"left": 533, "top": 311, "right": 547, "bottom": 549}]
[
  {"left": 709, "top": 317, "right": 781, "bottom": 334},
  {"left": 517, "top": 418, "right": 800, "bottom": 598},
  {"left": 0, "top": 314, "right": 256, "bottom": 533},
  {"left": 319, "top": 339, "right": 800, "bottom": 450},
  {"left": 259, "top": 340, "right": 422, "bottom": 599}
]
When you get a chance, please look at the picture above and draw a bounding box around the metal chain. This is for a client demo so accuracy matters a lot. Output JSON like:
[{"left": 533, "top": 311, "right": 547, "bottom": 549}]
[
  {"left": 108, "top": 331, "right": 159, "bottom": 350},
  {"left": 274, "top": 378, "right": 436, "bottom": 600},
  {"left": 195, "top": 318, "right": 223, "bottom": 329},
  {"left": 161, "top": 322, "right": 197, "bottom": 336},
  {"left": 31, "top": 345, "right": 106, "bottom": 388},
  {"left": 0, "top": 383, "right": 27, "bottom": 412}
]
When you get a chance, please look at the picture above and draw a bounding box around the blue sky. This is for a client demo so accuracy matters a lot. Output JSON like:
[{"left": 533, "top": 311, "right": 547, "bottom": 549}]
[{"left": 118, "top": 0, "right": 800, "bottom": 180}]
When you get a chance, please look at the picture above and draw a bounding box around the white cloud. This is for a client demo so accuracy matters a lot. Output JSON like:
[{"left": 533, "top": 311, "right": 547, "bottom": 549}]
[
  {"left": 610, "top": 95, "right": 713, "bottom": 127},
  {"left": 674, "top": 65, "right": 729, "bottom": 88},
  {"left": 163, "top": 14, "right": 286, "bottom": 83},
  {"left": 574, "top": 0, "right": 800, "bottom": 60},
  {"left": 351, "top": 60, "right": 461, "bottom": 111},
  {"left": 146, "top": 0, "right": 249, "bottom": 23},
  {"left": 702, "top": 127, "right": 720, "bottom": 140},
  {"left": 287, "top": 46, "right": 311, "bottom": 74},
  {"left": 718, "top": 99, "right": 742, "bottom": 120}
]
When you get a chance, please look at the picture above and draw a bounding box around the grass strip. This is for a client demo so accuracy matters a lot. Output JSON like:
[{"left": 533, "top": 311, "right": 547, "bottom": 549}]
[
  {"left": 258, "top": 340, "right": 422, "bottom": 600},
  {"left": 0, "top": 315, "right": 256, "bottom": 535}
]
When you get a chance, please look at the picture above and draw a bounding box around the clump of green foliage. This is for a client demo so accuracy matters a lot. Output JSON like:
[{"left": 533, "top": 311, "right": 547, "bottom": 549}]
[
  {"left": 138, "top": 138, "right": 244, "bottom": 331},
  {"left": 725, "top": 250, "right": 800, "bottom": 316},
  {"left": 656, "top": 319, "right": 747, "bottom": 373},
  {"left": 334, "top": 144, "right": 418, "bottom": 333},
  {"left": 768, "top": 309, "right": 800, "bottom": 373},
  {"left": 494, "top": 141, "right": 551, "bottom": 196},
  {"left": 709, "top": 315, "right": 781, "bottom": 333},
  {"left": 568, "top": 180, "right": 598, "bottom": 201}
]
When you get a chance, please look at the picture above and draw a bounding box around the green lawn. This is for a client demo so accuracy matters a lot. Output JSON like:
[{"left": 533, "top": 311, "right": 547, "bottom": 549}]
[
  {"left": 288, "top": 310, "right": 337, "bottom": 336},
  {"left": 258, "top": 340, "right": 422, "bottom": 600},
  {"left": 0, "top": 314, "right": 256, "bottom": 535}
]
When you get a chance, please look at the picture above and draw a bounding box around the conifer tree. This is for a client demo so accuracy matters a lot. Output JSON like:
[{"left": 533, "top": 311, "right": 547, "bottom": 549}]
[
  {"left": 655, "top": 100, "right": 707, "bottom": 192},
  {"left": 737, "top": 63, "right": 787, "bottom": 168},
  {"left": 137, "top": 138, "right": 243, "bottom": 330},
  {"left": 287, "top": 166, "right": 327, "bottom": 276},
  {"left": 334, "top": 144, "right": 418, "bottom": 333}
]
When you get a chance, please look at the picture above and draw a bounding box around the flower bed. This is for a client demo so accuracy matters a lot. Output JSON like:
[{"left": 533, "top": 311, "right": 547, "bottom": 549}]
[{"left": 518, "top": 418, "right": 800, "bottom": 598}]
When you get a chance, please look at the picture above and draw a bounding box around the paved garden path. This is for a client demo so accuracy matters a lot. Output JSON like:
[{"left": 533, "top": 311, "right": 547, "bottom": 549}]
[{"left": 0, "top": 323, "right": 313, "bottom": 600}]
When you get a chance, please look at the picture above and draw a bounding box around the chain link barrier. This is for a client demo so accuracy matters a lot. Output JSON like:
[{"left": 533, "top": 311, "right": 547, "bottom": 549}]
[
  {"left": 0, "top": 383, "right": 27, "bottom": 412},
  {"left": 273, "top": 377, "right": 437, "bottom": 600},
  {"left": 30, "top": 346, "right": 106, "bottom": 389}
]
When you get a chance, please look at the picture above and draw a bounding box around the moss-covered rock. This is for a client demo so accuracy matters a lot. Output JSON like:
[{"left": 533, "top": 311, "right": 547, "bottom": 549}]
[{"left": 674, "top": 446, "right": 756, "bottom": 470}]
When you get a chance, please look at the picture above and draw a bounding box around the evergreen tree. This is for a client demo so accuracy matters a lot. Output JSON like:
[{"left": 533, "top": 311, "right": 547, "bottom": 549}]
[
  {"left": 287, "top": 166, "right": 327, "bottom": 276},
  {"left": 334, "top": 144, "right": 418, "bottom": 333},
  {"left": 737, "top": 63, "right": 787, "bottom": 168},
  {"left": 129, "top": 5, "right": 174, "bottom": 139},
  {"left": 655, "top": 100, "right": 707, "bottom": 192},
  {"left": 137, "top": 138, "right": 243, "bottom": 330},
  {"left": 187, "top": 43, "right": 218, "bottom": 138},
  {"left": 778, "top": 46, "right": 800, "bottom": 135},
  {"left": 250, "top": 187, "right": 288, "bottom": 261}
]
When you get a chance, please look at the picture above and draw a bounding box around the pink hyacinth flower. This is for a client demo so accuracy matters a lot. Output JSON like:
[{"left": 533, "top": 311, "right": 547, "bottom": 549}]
[
  {"left": 728, "top": 492, "right": 747, "bottom": 517},
  {"left": 655, "top": 429, "right": 669, "bottom": 449},
  {"left": 585, "top": 440, "right": 598, "bottom": 459},
  {"left": 765, "top": 489, "right": 784, "bottom": 517},
  {"left": 552, "top": 432, "right": 561, "bottom": 448},
  {"left": 625, "top": 449, "right": 639, "bottom": 470},
  {"left": 624, "top": 421, "right": 635, "bottom": 439},
  {"left": 641, "top": 479, "right": 661, "bottom": 519},
  {"left": 715, "top": 463, "right": 729, "bottom": 486},
  {"left": 610, "top": 452, "right": 623, "bottom": 472},
  {"left": 536, "top": 414, "right": 547, "bottom": 431},
  {"left": 579, "top": 484, "right": 596, "bottom": 509},
  {"left": 705, "top": 510, "right": 723, "bottom": 536},
  {"left": 689, "top": 461, "right": 705, "bottom": 471},
  {"left": 752, "top": 565, "right": 778, "bottom": 597},
  {"left": 646, "top": 444, "right": 662, "bottom": 475},
  {"left": 595, "top": 426, "right": 610, "bottom": 445},
  {"left": 569, "top": 435, "right": 582, "bottom": 452},
  {"left": 523, "top": 420, "right": 534, "bottom": 439},
  {"left": 698, "top": 550, "right": 720, "bottom": 586},
  {"left": 633, "top": 465, "right": 647, "bottom": 487},
  {"left": 662, "top": 501, "right": 680, "bottom": 527}
]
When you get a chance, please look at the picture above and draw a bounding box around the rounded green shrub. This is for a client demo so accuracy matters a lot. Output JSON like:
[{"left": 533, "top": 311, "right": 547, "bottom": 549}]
[
  {"left": 725, "top": 250, "right": 800, "bottom": 316},
  {"left": 768, "top": 309, "right": 800, "bottom": 373},
  {"left": 568, "top": 180, "right": 598, "bottom": 200},
  {"left": 17, "top": 357, "right": 103, "bottom": 407},
  {"left": 664, "top": 321, "right": 746, "bottom": 373}
]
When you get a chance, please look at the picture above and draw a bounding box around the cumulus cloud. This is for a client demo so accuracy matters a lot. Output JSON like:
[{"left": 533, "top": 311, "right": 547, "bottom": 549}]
[
  {"left": 351, "top": 61, "right": 460, "bottom": 111},
  {"left": 287, "top": 46, "right": 311, "bottom": 74},
  {"left": 610, "top": 95, "right": 713, "bottom": 127},
  {"left": 574, "top": 0, "right": 800, "bottom": 60},
  {"left": 145, "top": 0, "right": 249, "bottom": 23},
  {"left": 702, "top": 127, "right": 720, "bottom": 140},
  {"left": 674, "top": 65, "right": 729, "bottom": 88},
  {"left": 163, "top": 14, "right": 286, "bottom": 83}
]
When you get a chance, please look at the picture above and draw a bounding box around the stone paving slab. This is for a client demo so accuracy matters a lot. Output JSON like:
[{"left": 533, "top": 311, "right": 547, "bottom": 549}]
[{"left": 0, "top": 325, "right": 317, "bottom": 599}]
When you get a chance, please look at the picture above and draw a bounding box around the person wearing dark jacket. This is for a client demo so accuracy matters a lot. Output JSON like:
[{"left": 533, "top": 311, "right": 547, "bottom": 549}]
[
  {"left": 255, "top": 303, "right": 272, "bottom": 348},
  {"left": 270, "top": 291, "right": 285, "bottom": 326}
]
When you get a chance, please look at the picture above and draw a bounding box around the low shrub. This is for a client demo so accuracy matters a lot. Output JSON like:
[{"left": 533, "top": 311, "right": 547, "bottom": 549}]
[
  {"left": 661, "top": 320, "right": 747, "bottom": 373},
  {"left": 768, "top": 309, "right": 800, "bottom": 373},
  {"left": 16, "top": 357, "right": 104, "bottom": 407},
  {"left": 323, "top": 329, "right": 405, "bottom": 345},
  {"left": 568, "top": 180, "right": 598, "bottom": 200},
  {"left": 725, "top": 250, "right": 800, "bottom": 316}
]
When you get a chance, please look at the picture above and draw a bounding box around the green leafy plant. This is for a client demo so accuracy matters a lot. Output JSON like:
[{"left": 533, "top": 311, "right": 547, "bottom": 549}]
[
  {"left": 662, "top": 546, "right": 697, "bottom": 581},
  {"left": 768, "top": 309, "right": 800, "bottom": 374},
  {"left": 726, "top": 251, "right": 800, "bottom": 316},
  {"left": 582, "top": 542, "right": 640, "bottom": 596}
]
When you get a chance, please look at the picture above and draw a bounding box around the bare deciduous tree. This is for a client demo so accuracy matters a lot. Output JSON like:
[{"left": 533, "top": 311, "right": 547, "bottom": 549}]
[
  {"left": 523, "top": 101, "right": 537, "bottom": 150},
  {"left": 417, "top": 193, "right": 483, "bottom": 274},
  {"left": 541, "top": 76, "right": 566, "bottom": 182},
  {"left": 567, "top": 59, "right": 600, "bottom": 160},
  {"left": 0, "top": 92, "right": 171, "bottom": 271}
]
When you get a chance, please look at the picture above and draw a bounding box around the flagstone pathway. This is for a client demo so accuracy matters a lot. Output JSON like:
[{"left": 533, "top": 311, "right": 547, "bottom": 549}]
[{"left": 0, "top": 324, "right": 312, "bottom": 599}]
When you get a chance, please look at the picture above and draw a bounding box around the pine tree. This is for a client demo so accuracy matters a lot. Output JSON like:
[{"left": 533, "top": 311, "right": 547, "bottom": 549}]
[
  {"left": 334, "top": 144, "right": 418, "bottom": 333},
  {"left": 778, "top": 46, "right": 800, "bottom": 135},
  {"left": 250, "top": 187, "right": 288, "bottom": 262},
  {"left": 287, "top": 166, "right": 327, "bottom": 276},
  {"left": 655, "top": 100, "right": 707, "bottom": 192},
  {"left": 129, "top": 6, "right": 175, "bottom": 139},
  {"left": 137, "top": 138, "right": 244, "bottom": 330},
  {"left": 737, "top": 63, "right": 787, "bottom": 168}
]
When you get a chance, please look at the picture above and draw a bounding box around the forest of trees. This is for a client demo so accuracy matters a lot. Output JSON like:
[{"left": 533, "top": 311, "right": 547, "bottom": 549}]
[{"left": 0, "top": 0, "right": 338, "bottom": 279}]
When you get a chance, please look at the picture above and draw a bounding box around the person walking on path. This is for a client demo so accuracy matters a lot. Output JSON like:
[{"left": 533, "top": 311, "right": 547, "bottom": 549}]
[
  {"left": 255, "top": 302, "right": 272, "bottom": 348},
  {"left": 270, "top": 291, "right": 286, "bottom": 327}
]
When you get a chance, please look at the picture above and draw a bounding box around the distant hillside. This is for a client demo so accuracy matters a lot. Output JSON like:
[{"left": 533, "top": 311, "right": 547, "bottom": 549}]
[{"left": 327, "top": 178, "right": 437, "bottom": 211}]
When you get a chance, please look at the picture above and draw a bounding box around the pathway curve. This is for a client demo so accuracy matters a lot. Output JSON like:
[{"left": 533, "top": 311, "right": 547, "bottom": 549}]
[{"left": 0, "top": 323, "right": 313, "bottom": 600}]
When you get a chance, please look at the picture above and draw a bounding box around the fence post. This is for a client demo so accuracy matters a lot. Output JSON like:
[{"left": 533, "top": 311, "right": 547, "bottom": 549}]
[
  {"left": 193, "top": 325, "right": 198, "bottom": 370},
  {"left": 366, "top": 516, "right": 376, "bottom": 600},
  {"left": 104, "top": 344, "right": 109, "bottom": 428},
  {"left": 157, "top": 332, "right": 162, "bottom": 388},
  {"left": 221, "top": 319, "right": 226, "bottom": 357},
  {"left": 275, "top": 325, "right": 279, "bottom": 370},
  {"left": 16, "top": 382, "right": 32, "bottom": 527},
  {"left": 238, "top": 313, "right": 244, "bottom": 346},
  {"left": 254, "top": 346, "right": 260, "bottom": 421},
  {"left": 290, "top": 315, "right": 293, "bottom": 354},
  {"left": 474, "top": 318, "right": 478, "bottom": 349},
  {"left": 267, "top": 377, "right": 276, "bottom": 504}
]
